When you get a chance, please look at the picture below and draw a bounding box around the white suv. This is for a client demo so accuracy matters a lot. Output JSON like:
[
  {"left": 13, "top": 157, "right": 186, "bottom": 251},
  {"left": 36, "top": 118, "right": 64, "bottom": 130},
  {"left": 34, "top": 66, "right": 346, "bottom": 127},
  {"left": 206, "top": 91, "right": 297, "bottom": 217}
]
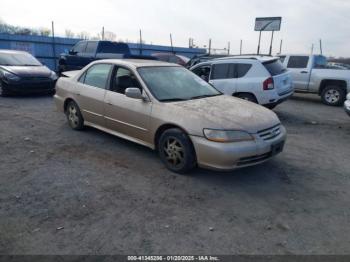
[{"left": 190, "top": 56, "right": 294, "bottom": 109}]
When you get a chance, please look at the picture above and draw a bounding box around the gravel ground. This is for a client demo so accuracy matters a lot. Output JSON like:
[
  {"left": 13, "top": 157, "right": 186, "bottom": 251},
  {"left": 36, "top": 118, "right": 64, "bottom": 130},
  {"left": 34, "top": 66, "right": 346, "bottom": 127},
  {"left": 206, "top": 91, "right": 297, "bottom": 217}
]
[{"left": 0, "top": 93, "right": 349, "bottom": 255}]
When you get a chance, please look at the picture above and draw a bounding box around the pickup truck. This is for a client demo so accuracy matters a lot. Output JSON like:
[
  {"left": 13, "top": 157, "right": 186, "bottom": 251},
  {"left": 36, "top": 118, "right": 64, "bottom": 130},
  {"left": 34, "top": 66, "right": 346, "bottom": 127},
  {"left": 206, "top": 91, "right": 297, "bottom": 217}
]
[
  {"left": 279, "top": 54, "right": 350, "bottom": 106},
  {"left": 58, "top": 40, "right": 155, "bottom": 75}
]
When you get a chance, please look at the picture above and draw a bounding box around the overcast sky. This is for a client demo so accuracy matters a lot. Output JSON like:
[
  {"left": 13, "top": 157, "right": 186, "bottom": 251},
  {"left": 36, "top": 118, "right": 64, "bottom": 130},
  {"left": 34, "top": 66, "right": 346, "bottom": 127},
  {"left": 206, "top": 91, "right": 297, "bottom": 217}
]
[{"left": 0, "top": 0, "right": 349, "bottom": 57}]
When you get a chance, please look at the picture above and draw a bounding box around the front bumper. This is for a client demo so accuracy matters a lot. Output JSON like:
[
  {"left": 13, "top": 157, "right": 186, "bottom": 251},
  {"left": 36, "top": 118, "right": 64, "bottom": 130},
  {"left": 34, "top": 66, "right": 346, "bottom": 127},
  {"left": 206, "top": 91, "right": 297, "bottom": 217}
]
[
  {"left": 2, "top": 79, "right": 55, "bottom": 94},
  {"left": 344, "top": 100, "right": 350, "bottom": 116},
  {"left": 190, "top": 125, "right": 287, "bottom": 171}
]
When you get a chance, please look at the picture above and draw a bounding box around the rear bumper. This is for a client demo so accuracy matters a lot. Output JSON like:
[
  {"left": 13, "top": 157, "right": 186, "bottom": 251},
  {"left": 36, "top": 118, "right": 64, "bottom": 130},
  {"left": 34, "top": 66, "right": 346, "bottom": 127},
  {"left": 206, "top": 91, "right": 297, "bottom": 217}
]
[
  {"left": 1, "top": 80, "right": 55, "bottom": 94},
  {"left": 190, "top": 125, "right": 287, "bottom": 171},
  {"left": 264, "top": 90, "right": 294, "bottom": 107}
]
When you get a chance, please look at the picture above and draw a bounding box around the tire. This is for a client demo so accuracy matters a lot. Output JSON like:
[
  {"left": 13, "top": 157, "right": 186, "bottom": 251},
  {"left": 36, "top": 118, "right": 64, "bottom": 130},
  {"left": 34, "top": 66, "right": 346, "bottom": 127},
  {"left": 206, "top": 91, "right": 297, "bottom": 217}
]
[
  {"left": 158, "top": 128, "right": 197, "bottom": 174},
  {"left": 235, "top": 93, "right": 258, "bottom": 103},
  {"left": 321, "top": 86, "right": 346, "bottom": 106},
  {"left": 65, "top": 101, "right": 84, "bottom": 130},
  {"left": 0, "top": 81, "right": 8, "bottom": 97}
]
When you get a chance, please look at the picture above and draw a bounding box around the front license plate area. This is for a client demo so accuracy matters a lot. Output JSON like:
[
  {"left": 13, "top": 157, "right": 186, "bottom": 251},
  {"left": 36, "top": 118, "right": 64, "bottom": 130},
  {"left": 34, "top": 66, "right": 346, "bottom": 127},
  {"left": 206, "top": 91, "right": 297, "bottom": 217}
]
[{"left": 271, "top": 141, "right": 285, "bottom": 156}]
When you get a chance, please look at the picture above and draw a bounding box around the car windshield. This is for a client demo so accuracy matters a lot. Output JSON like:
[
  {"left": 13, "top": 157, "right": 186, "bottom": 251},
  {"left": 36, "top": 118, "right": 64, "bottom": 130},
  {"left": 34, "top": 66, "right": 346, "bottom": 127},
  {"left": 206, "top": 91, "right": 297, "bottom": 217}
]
[
  {"left": 0, "top": 52, "right": 42, "bottom": 66},
  {"left": 138, "top": 66, "right": 221, "bottom": 102},
  {"left": 263, "top": 59, "right": 287, "bottom": 76}
]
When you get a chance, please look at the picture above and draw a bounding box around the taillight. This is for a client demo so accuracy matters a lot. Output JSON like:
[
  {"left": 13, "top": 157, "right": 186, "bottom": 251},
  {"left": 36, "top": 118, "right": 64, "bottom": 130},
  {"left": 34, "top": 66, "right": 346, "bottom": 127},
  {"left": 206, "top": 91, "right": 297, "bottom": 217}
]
[{"left": 263, "top": 77, "right": 274, "bottom": 90}]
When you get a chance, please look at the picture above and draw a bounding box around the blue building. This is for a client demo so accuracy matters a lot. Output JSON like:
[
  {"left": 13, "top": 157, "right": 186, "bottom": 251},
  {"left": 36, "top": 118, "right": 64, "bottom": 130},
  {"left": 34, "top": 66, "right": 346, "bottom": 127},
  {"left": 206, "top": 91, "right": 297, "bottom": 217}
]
[{"left": 0, "top": 33, "right": 206, "bottom": 71}]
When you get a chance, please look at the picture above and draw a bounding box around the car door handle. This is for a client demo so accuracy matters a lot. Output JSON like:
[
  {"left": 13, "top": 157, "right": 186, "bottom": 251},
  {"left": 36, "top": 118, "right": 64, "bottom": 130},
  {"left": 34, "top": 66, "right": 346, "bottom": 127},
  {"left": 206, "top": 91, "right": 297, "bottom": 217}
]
[{"left": 300, "top": 71, "right": 308, "bottom": 74}]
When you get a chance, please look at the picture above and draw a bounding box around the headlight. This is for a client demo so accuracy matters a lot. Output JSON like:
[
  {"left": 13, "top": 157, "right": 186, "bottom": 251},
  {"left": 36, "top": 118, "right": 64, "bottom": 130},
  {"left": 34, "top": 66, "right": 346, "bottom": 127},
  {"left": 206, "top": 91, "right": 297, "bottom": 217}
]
[
  {"left": 50, "top": 71, "right": 58, "bottom": 80},
  {"left": 203, "top": 129, "right": 254, "bottom": 143},
  {"left": 0, "top": 69, "right": 21, "bottom": 82}
]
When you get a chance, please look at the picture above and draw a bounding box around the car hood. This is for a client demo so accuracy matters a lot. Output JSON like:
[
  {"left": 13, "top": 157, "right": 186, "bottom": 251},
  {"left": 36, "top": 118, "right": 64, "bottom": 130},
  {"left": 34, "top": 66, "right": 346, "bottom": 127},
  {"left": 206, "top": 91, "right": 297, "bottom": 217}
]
[
  {"left": 163, "top": 95, "right": 281, "bottom": 134},
  {"left": 0, "top": 65, "right": 52, "bottom": 77}
]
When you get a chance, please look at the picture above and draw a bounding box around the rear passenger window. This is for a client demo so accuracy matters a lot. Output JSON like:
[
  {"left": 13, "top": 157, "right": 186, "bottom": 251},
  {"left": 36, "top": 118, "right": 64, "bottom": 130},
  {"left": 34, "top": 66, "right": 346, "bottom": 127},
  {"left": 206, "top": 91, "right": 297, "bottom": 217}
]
[
  {"left": 236, "top": 64, "right": 252, "bottom": 78},
  {"left": 211, "top": 64, "right": 230, "bottom": 80},
  {"left": 82, "top": 64, "right": 113, "bottom": 89},
  {"left": 287, "top": 56, "right": 309, "bottom": 68}
]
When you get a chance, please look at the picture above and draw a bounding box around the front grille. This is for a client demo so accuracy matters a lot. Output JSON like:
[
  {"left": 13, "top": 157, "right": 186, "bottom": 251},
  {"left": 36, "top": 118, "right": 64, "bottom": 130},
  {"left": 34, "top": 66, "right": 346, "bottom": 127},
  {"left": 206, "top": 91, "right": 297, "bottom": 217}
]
[
  {"left": 237, "top": 152, "right": 271, "bottom": 166},
  {"left": 258, "top": 124, "right": 281, "bottom": 141}
]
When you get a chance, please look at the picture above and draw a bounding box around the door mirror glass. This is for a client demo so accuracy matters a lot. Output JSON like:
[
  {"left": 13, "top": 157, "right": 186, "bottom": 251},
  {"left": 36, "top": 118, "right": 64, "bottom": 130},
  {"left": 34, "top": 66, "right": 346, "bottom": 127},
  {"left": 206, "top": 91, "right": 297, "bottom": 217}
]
[{"left": 125, "top": 87, "right": 142, "bottom": 99}]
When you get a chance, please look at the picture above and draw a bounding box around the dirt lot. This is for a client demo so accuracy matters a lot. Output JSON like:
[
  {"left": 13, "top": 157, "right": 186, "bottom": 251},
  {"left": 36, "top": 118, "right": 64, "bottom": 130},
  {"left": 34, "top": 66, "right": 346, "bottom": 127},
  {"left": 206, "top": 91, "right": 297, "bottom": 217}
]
[{"left": 0, "top": 93, "right": 349, "bottom": 255}]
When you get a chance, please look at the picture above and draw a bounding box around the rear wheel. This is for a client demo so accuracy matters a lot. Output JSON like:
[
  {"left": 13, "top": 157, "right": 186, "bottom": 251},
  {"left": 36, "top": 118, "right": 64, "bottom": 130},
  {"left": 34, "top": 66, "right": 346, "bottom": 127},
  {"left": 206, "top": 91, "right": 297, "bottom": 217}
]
[
  {"left": 235, "top": 93, "right": 258, "bottom": 103},
  {"left": 65, "top": 101, "right": 84, "bottom": 130},
  {"left": 321, "top": 86, "right": 346, "bottom": 106},
  {"left": 158, "top": 128, "right": 197, "bottom": 174}
]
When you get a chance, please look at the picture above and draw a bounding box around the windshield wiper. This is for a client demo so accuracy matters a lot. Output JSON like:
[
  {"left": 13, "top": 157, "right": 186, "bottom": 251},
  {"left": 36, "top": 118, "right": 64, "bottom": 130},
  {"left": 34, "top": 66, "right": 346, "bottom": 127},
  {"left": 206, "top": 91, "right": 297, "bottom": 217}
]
[
  {"left": 190, "top": 94, "right": 221, "bottom": 100},
  {"left": 159, "top": 98, "right": 188, "bottom": 102}
]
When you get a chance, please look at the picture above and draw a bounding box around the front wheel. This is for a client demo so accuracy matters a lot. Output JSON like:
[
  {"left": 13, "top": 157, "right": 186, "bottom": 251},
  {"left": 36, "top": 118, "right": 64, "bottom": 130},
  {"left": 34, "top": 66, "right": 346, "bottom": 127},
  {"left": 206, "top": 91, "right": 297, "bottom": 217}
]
[
  {"left": 321, "top": 86, "right": 346, "bottom": 106},
  {"left": 65, "top": 101, "right": 84, "bottom": 130},
  {"left": 158, "top": 128, "right": 197, "bottom": 174}
]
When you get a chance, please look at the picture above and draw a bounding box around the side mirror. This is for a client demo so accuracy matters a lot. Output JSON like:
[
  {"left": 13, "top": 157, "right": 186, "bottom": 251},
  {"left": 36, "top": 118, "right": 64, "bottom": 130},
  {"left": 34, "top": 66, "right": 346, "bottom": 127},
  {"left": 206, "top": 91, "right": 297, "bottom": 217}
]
[
  {"left": 125, "top": 87, "right": 143, "bottom": 100},
  {"left": 69, "top": 50, "right": 77, "bottom": 55}
]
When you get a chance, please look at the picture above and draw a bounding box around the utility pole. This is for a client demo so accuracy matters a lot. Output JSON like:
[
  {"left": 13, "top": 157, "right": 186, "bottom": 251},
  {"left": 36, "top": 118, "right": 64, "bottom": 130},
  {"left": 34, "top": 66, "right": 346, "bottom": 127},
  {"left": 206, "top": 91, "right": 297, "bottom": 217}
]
[
  {"left": 227, "top": 42, "right": 230, "bottom": 55},
  {"left": 208, "top": 39, "right": 212, "bottom": 55},
  {"left": 240, "top": 40, "right": 243, "bottom": 55},
  {"left": 257, "top": 31, "right": 262, "bottom": 55},
  {"left": 51, "top": 21, "right": 56, "bottom": 71},
  {"left": 279, "top": 39, "right": 283, "bottom": 54},
  {"left": 139, "top": 29, "right": 143, "bottom": 55},
  {"left": 319, "top": 39, "right": 323, "bottom": 55},
  {"left": 269, "top": 31, "right": 275, "bottom": 56},
  {"left": 170, "top": 33, "right": 174, "bottom": 54},
  {"left": 102, "top": 27, "right": 105, "bottom": 40},
  {"left": 311, "top": 44, "right": 314, "bottom": 55}
]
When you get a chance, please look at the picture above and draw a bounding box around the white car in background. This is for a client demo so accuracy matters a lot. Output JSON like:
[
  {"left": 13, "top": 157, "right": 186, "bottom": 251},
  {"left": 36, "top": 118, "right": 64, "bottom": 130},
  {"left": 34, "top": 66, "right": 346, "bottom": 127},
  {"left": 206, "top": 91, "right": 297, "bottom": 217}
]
[
  {"left": 345, "top": 93, "right": 350, "bottom": 116},
  {"left": 190, "top": 56, "right": 294, "bottom": 109}
]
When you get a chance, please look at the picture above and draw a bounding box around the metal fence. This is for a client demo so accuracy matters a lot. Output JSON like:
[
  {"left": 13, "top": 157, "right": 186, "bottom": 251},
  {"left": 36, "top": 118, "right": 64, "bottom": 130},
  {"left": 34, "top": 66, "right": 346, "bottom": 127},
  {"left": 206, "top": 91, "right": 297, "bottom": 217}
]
[{"left": 0, "top": 33, "right": 206, "bottom": 71}]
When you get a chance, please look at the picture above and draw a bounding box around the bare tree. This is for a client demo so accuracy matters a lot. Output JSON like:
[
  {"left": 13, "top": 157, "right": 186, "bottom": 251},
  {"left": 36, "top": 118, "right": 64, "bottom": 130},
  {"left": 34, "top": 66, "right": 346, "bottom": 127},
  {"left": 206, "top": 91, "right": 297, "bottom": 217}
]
[
  {"left": 39, "top": 27, "right": 51, "bottom": 36},
  {"left": 103, "top": 31, "right": 116, "bottom": 41},
  {"left": 65, "top": 29, "right": 75, "bottom": 38},
  {"left": 76, "top": 31, "right": 90, "bottom": 40}
]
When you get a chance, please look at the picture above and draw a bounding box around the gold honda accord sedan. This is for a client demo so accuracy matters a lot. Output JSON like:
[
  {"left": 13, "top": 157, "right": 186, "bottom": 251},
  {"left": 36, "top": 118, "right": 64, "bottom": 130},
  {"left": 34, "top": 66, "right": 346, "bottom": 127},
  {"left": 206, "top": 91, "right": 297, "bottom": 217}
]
[{"left": 54, "top": 59, "right": 286, "bottom": 173}]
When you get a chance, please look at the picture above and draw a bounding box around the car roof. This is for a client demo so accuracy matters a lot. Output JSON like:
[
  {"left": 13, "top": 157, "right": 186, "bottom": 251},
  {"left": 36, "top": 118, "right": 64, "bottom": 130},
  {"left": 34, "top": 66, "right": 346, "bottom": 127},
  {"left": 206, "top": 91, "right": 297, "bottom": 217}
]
[
  {"left": 94, "top": 59, "right": 180, "bottom": 69},
  {"left": 215, "top": 55, "right": 278, "bottom": 62},
  {"left": 0, "top": 49, "right": 29, "bottom": 55}
]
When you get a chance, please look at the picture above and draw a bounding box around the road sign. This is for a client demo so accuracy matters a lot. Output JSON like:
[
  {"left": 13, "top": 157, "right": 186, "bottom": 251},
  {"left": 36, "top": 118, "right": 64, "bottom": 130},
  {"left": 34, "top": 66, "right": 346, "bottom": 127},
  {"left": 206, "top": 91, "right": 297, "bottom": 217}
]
[{"left": 255, "top": 17, "right": 282, "bottom": 32}]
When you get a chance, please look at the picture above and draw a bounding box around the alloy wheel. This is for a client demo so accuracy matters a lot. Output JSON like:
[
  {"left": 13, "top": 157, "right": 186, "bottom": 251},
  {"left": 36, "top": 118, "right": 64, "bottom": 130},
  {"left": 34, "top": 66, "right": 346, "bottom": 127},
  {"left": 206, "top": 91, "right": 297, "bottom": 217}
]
[
  {"left": 163, "top": 137, "right": 185, "bottom": 168},
  {"left": 68, "top": 104, "right": 80, "bottom": 128},
  {"left": 325, "top": 89, "right": 340, "bottom": 104}
]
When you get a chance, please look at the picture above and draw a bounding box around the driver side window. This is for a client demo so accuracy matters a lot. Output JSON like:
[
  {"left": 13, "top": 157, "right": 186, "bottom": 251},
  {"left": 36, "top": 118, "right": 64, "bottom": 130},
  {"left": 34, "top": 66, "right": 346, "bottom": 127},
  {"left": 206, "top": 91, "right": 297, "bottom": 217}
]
[
  {"left": 110, "top": 66, "right": 142, "bottom": 95},
  {"left": 192, "top": 65, "right": 211, "bottom": 82}
]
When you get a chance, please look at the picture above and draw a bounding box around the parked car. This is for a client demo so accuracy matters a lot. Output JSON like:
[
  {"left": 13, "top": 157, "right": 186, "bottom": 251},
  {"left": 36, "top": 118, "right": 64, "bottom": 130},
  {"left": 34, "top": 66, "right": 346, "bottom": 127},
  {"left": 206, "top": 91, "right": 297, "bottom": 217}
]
[
  {"left": 279, "top": 54, "right": 350, "bottom": 106},
  {"left": 186, "top": 54, "right": 229, "bottom": 68},
  {"left": 54, "top": 59, "right": 287, "bottom": 173},
  {"left": 58, "top": 40, "right": 156, "bottom": 75},
  {"left": 345, "top": 93, "right": 350, "bottom": 116},
  {"left": 0, "top": 50, "right": 57, "bottom": 96},
  {"left": 190, "top": 56, "right": 293, "bottom": 109},
  {"left": 328, "top": 62, "right": 350, "bottom": 70},
  {"left": 152, "top": 53, "right": 190, "bottom": 66}
]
